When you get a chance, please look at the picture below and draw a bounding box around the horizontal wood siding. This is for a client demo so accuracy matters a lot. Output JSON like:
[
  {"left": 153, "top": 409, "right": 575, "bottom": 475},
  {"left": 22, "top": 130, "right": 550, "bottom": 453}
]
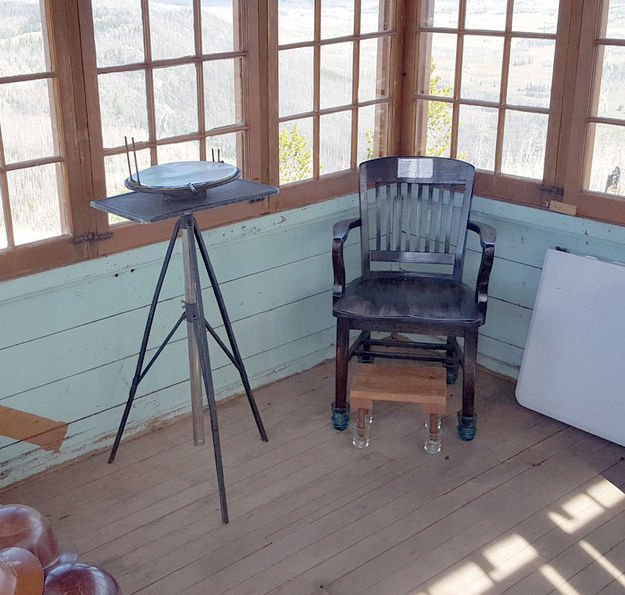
[{"left": 2, "top": 192, "right": 625, "bottom": 485}]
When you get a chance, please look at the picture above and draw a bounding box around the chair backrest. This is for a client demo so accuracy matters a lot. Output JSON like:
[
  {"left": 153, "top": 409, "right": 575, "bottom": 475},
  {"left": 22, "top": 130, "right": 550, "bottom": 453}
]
[{"left": 358, "top": 156, "right": 475, "bottom": 282}]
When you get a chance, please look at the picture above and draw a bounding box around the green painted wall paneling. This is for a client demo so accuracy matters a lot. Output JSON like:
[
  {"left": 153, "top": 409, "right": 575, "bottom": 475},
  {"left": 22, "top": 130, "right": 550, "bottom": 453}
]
[{"left": 2, "top": 192, "right": 625, "bottom": 486}]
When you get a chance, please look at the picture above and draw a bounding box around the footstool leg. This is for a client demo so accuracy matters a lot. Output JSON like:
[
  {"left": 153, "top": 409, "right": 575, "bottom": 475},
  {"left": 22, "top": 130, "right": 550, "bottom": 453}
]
[
  {"left": 424, "top": 413, "right": 442, "bottom": 455},
  {"left": 353, "top": 407, "right": 371, "bottom": 449}
]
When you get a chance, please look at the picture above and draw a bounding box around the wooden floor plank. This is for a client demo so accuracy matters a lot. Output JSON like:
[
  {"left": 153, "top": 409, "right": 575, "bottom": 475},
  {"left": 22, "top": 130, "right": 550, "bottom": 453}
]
[{"left": 2, "top": 360, "right": 624, "bottom": 595}]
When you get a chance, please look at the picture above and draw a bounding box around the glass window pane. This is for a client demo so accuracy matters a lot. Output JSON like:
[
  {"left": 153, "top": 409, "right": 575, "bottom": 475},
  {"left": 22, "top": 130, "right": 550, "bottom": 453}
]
[
  {"left": 420, "top": 0, "right": 459, "bottom": 28},
  {"left": 507, "top": 38, "right": 555, "bottom": 108},
  {"left": 153, "top": 64, "right": 198, "bottom": 139},
  {"left": 202, "top": 0, "right": 237, "bottom": 53},
  {"left": 512, "top": 0, "right": 559, "bottom": 34},
  {"left": 206, "top": 132, "right": 243, "bottom": 168},
  {"left": 359, "top": 37, "right": 391, "bottom": 102},
  {"left": 501, "top": 110, "right": 547, "bottom": 179},
  {"left": 93, "top": 0, "right": 144, "bottom": 67},
  {"left": 418, "top": 99, "right": 453, "bottom": 157},
  {"left": 0, "top": 79, "right": 56, "bottom": 163},
  {"left": 361, "top": 0, "right": 391, "bottom": 34},
  {"left": 279, "top": 48, "right": 314, "bottom": 116},
  {"left": 321, "top": 0, "right": 354, "bottom": 39},
  {"left": 320, "top": 42, "right": 353, "bottom": 109},
  {"left": 419, "top": 32, "right": 456, "bottom": 96},
  {"left": 457, "top": 104, "right": 498, "bottom": 171},
  {"left": 279, "top": 119, "right": 313, "bottom": 184},
  {"left": 0, "top": 1, "right": 48, "bottom": 77},
  {"left": 586, "top": 123, "right": 625, "bottom": 196},
  {"left": 596, "top": 46, "right": 625, "bottom": 119},
  {"left": 461, "top": 35, "right": 504, "bottom": 102},
  {"left": 604, "top": 0, "right": 625, "bottom": 40},
  {"left": 465, "top": 0, "right": 506, "bottom": 31},
  {"left": 149, "top": 0, "right": 194, "bottom": 60},
  {"left": 204, "top": 58, "right": 244, "bottom": 130},
  {"left": 278, "top": 0, "right": 314, "bottom": 45},
  {"left": 358, "top": 103, "right": 388, "bottom": 163},
  {"left": 98, "top": 71, "right": 149, "bottom": 148},
  {"left": 104, "top": 149, "right": 151, "bottom": 199},
  {"left": 8, "top": 164, "right": 63, "bottom": 245},
  {"left": 320, "top": 111, "right": 351, "bottom": 174},
  {"left": 157, "top": 140, "right": 200, "bottom": 163}
]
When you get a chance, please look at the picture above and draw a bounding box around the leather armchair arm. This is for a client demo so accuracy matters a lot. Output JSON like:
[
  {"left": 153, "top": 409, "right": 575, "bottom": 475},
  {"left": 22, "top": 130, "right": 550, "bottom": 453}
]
[
  {"left": 332, "top": 218, "right": 361, "bottom": 299},
  {"left": 467, "top": 221, "right": 496, "bottom": 323}
]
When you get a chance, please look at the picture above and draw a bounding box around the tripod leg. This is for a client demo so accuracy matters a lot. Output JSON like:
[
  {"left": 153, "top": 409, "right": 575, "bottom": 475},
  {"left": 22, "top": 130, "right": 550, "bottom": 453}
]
[
  {"left": 184, "top": 216, "right": 229, "bottom": 524},
  {"left": 109, "top": 219, "right": 182, "bottom": 463},
  {"left": 193, "top": 219, "right": 268, "bottom": 442}
]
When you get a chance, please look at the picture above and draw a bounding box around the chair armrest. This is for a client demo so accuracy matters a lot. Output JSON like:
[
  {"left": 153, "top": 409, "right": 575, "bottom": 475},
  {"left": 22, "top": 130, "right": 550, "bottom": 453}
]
[
  {"left": 467, "top": 221, "right": 496, "bottom": 323},
  {"left": 333, "top": 218, "right": 361, "bottom": 299}
]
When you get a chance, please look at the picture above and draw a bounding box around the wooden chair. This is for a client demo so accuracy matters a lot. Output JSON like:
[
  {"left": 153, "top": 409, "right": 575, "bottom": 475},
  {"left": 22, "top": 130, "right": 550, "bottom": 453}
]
[{"left": 331, "top": 156, "right": 496, "bottom": 440}]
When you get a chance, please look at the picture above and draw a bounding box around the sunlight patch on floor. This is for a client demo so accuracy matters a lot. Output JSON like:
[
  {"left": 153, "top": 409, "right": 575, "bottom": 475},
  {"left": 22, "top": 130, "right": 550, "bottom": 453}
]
[
  {"left": 540, "top": 564, "right": 582, "bottom": 594},
  {"left": 409, "top": 477, "right": 625, "bottom": 595},
  {"left": 548, "top": 478, "right": 625, "bottom": 534},
  {"left": 418, "top": 561, "right": 494, "bottom": 595},
  {"left": 482, "top": 534, "right": 539, "bottom": 582},
  {"left": 579, "top": 540, "right": 625, "bottom": 587}
]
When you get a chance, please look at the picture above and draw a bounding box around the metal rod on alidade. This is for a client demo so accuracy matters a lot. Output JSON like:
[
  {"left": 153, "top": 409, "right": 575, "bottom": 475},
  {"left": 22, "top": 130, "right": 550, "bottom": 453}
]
[
  {"left": 124, "top": 137, "right": 133, "bottom": 181},
  {"left": 131, "top": 137, "right": 141, "bottom": 184}
]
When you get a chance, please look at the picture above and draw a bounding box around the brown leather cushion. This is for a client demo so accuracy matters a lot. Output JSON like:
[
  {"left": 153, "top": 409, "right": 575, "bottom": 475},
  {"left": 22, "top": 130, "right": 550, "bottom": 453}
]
[{"left": 333, "top": 275, "right": 481, "bottom": 325}]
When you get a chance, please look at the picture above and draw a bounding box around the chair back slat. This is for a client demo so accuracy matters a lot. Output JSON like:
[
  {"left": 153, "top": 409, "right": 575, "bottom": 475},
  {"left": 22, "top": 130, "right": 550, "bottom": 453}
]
[
  {"left": 395, "top": 189, "right": 403, "bottom": 252},
  {"left": 404, "top": 183, "right": 413, "bottom": 252},
  {"left": 444, "top": 187, "right": 455, "bottom": 253},
  {"left": 385, "top": 185, "right": 391, "bottom": 251},
  {"left": 375, "top": 183, "right": 382, "bottom": 250},
  {"left": 359, "top": 156, "right": 475, "bottom": 281}
]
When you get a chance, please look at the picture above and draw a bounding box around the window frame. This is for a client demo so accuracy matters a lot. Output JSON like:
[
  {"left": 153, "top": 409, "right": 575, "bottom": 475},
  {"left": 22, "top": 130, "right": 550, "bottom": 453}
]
[
  {"left": 406, "top": 0, "right": 577, "bottom": 211},
  {"left": 266, "top": 0, "right": 402, "bottom": 213},
  {"left": 561, "top": 0, "right": 625, "bottom": 225},
  {"left": 0, "top": 0, "right": 624, "bottom": 283}
]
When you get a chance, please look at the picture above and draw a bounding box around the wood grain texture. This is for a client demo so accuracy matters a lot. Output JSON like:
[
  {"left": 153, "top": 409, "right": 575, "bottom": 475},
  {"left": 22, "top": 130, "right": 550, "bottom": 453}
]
[
  {"left": 4, "top": 362, "right": 623, "bottom": 594},
  {"left": 0, "top": 406, "right": 67, "bottom": 452},
  {"left": 5, "top": 193, "right": 625, "bottom": 489},
  {"left": 350, "top": 362, "right": 446, "bottom": 412}
]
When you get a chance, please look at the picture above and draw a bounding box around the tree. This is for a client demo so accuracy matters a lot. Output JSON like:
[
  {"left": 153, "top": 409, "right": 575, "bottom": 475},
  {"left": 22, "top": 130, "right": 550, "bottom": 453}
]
[
  {"left": 364, "top": 61, "right": 465, "bottom": 160},
  {"left": 279, "top": 124, "right": 313, "bottom": 184},
  {"left": 426, "top": 61, "right": 454, "bottom": 157}
]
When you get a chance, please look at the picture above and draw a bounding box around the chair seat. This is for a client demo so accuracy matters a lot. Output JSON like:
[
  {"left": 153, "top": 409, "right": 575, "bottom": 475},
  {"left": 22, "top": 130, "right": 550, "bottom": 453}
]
[{"left": 333, "top": 275, "right": 481, "bottom": 326}]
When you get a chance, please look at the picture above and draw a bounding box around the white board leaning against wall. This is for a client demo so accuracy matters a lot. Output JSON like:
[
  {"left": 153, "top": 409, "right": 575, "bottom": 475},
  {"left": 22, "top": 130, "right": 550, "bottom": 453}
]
[{"left": 516, "top": 248, "right": 625, "bottom": 447}]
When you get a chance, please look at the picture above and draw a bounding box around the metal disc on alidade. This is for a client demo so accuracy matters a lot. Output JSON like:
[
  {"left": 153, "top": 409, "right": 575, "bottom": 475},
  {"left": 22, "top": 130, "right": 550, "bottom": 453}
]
[{"left": 125, "top": 161, "right": 240, "bottom": 198}]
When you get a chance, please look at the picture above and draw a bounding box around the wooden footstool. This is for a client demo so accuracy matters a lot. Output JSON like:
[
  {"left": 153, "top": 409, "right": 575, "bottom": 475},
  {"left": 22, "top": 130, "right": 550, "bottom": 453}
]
[{"left": 349, "top": 363, "right": 447, "bottom": 454}]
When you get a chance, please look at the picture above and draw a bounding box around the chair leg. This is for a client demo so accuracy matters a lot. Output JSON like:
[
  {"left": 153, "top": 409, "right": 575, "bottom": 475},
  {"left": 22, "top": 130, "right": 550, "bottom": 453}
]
[
  {"left": 332, "top": 318, "right": 350, "bottom": 430},
  {"left": 457, "top": 328, "right": 478, "bottom": 441},
  {"left": 357, "top": 330, "right": 374, "bottom": 363},
  {"left": 445, "top": 337, "right": 459, "bottom": 384}
]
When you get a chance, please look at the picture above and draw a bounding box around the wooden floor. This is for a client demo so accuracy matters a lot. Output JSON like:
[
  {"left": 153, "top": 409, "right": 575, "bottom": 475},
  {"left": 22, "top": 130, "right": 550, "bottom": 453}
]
[{"left": 4, "top": 360, "right": 625, "bottom": 594}]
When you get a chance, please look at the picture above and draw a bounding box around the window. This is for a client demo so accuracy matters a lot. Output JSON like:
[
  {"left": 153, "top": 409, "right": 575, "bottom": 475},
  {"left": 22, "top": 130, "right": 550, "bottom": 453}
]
[
  {"left": 410, "top": 0, "right": 564, "bottom": 207},
  {"left": 0, "top": 2, "right": 64, "bottom": 249},
  {"left": 1, "top": 1, "right": 624, "bottom": 281},
  {"left": 269, "top": 0, "right": 397, "bottom": 210},
  {"left": 564, "top": 0, "right": 625, "bottom": 224},
  {"left": 92, "top": 0, "right": 247, "bottom": 202}
]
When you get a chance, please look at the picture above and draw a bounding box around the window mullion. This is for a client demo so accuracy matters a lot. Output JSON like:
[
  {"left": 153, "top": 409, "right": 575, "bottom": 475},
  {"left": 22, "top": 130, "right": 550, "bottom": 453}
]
[
  {"left": 264, "top": 0, "right": 279, "bottom": 188},
  {"left": 313, "top": 0, "right": 321, "bottom": 178},
  {"left": 351, "top": 0, "right": 361, "bottom": 170},
  {"left": 559, "top": 0, "right": 594, "bottom": 205},
  {"left": 391, "top": 0, "right": 410, "bottom": 155},
  {"left": 493, "top": 0, "right": 514, "bottom": 175},
  {"left": 48, "top": 0, "right": 104, "bottom": 256},
  {"left": 194, "top": 0, "right": 206, "bottom": 162},
  {"left": 0, "top": 130, "right": 15, "bottom": 248},
  {"left": 450, "top": 0, "right": 466, "bottom": 158}
]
